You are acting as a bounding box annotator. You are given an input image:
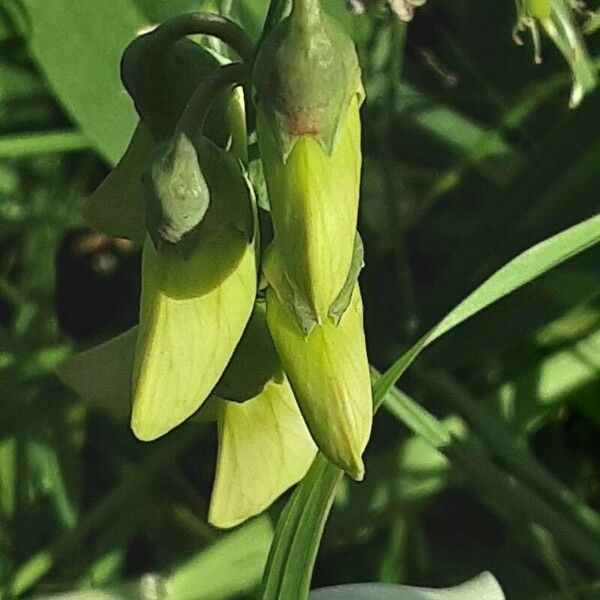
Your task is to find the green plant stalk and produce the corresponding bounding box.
[175,62,248,143]
[149,12,255,63]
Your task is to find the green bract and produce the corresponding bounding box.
[266,284,372,481]
[514,0,598,107]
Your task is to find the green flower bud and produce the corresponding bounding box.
[209,376,317,528]
[266,283,372,480]
[83,69,247,244]
[258,96,362,328]
[131,140,257,441]
[254,0,364,326]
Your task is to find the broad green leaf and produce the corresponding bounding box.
[261,212,600,600]
[20,0,145,164]
[209,378,316,528]
[309,572,505,599]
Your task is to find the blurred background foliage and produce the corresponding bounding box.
[1,0,600,598]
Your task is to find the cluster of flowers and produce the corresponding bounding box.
[62,0,373,529]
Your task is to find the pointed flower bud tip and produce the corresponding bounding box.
[266,284,372,479]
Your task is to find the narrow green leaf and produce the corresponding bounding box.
[374,212,600,407]
[20,0,145,164]
[0,130,90,158]
[261,456,343,600]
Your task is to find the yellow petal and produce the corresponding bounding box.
[83,122,152,243]
[58,326,219,424]
[258,96,361,322]
[131,233,256,441]
[209,377,317,528]
[266,283,372,480]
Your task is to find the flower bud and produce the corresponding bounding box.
[131,140,257,441]
[266,283,372,480]
[254,0,361,158]
[254,0,364,327]
[209,376,317,528]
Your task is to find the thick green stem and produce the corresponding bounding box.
[150,12,255,63]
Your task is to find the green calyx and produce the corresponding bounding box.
[143,134,254,258]
[253,0,362,160]
[144,133,210,247]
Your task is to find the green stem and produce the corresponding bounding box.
[174,62,248,141]
[150,12,255,63]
